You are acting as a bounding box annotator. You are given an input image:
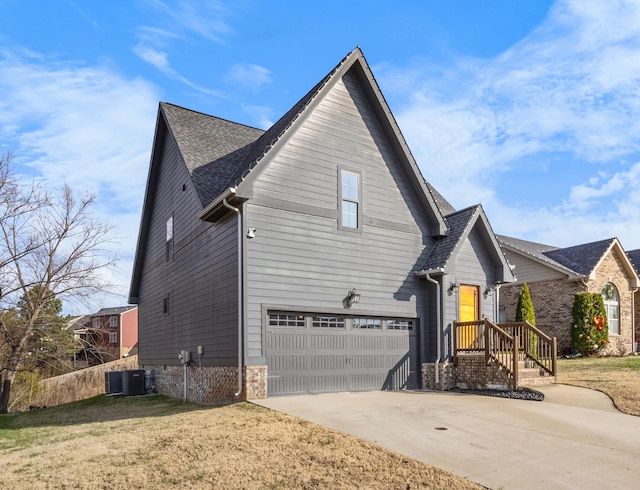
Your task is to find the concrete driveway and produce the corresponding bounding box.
[254,385,640,489]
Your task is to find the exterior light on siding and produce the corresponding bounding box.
[448,282,459,295]
[247,227,256,239]
[347,288,361,307]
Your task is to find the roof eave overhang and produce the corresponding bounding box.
[198,187,247,223]
[415,267,446,278]
[499,242,576,278]
[610,240,640,288]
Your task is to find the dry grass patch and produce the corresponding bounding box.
[557,355,640,416]
[0,395,482,489]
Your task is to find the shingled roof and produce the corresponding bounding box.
[544,239,616,276]
[420,206,478,271]
[426,181,456,217]
[161,103,265,207]
[498,235,631,279]
[417,205,514,284]
[626,249,640,274]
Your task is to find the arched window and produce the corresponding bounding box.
[601,283,619,335]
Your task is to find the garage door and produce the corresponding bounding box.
[267,312,418,396]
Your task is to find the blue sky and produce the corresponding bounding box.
[1,0,640,312]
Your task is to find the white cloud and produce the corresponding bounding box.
[133,44,171,73]
[567,173,625,210]
[382,0,640,249]
[227,63,272,92]
[0,49,160,312]
[147,0,232,43]
[134,0,235,95]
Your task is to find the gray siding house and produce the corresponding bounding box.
[129,48,514,403]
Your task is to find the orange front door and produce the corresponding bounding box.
[459,285,480,349]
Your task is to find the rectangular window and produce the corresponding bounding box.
[340,170,360,229]
[92,317,100,328]
[312,316,345,328]
[387,319,414,331]
[109,316,117,328]
[609,305,620,335]
[163,294,170,316]
[109,332,117,344]
[166,215,174,261]
[353,318,382,330]
[269,313,305,327]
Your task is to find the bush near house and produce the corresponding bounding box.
[571,292,608,356]
[515,283,538,356]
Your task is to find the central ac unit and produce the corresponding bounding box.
[105,371,123,395]
[122,369,146,396]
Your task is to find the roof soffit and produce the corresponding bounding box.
[129,106,169,303]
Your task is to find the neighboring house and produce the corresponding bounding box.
[65,315,91,368]
[129,48,514,404]
[498,236,639,355]
[626,249,640,347]
[74,306,138,365]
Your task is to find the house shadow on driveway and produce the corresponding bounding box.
[254,386,640,490]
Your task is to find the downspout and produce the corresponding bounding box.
[223,199,244,397]
[632,287,638,353]
[495,284,501,322]
[183,363,188,401]
[425,273,442,386]
[415,268,444,387]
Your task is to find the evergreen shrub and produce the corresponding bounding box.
[571,292,608,356]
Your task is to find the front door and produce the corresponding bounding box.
[459,285,480,349]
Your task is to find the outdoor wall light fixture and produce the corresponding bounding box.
[448,282,458,294]
[347,288,361,307]
[246,227,256,239]
[483,287,493,298]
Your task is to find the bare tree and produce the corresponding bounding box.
[0,152,117,413]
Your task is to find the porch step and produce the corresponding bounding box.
[517,365,555,387]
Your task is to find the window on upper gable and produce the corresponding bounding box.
[340,170,360,230]
[601,283,620,335]
[163,293,170,316]
[166,215,174,261]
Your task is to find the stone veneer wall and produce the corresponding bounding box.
[635,290,640,351]
[501,249,635,355]
[422,357,512,391]
[589,250,635,355]
[142,364,267,405]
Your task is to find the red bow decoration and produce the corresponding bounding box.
[593,316,605,331]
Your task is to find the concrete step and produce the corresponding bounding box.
[518,376,555,387]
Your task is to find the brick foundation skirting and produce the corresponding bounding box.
[422,355,513,391]
[142,364,267,405]
[421,362,455,390]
